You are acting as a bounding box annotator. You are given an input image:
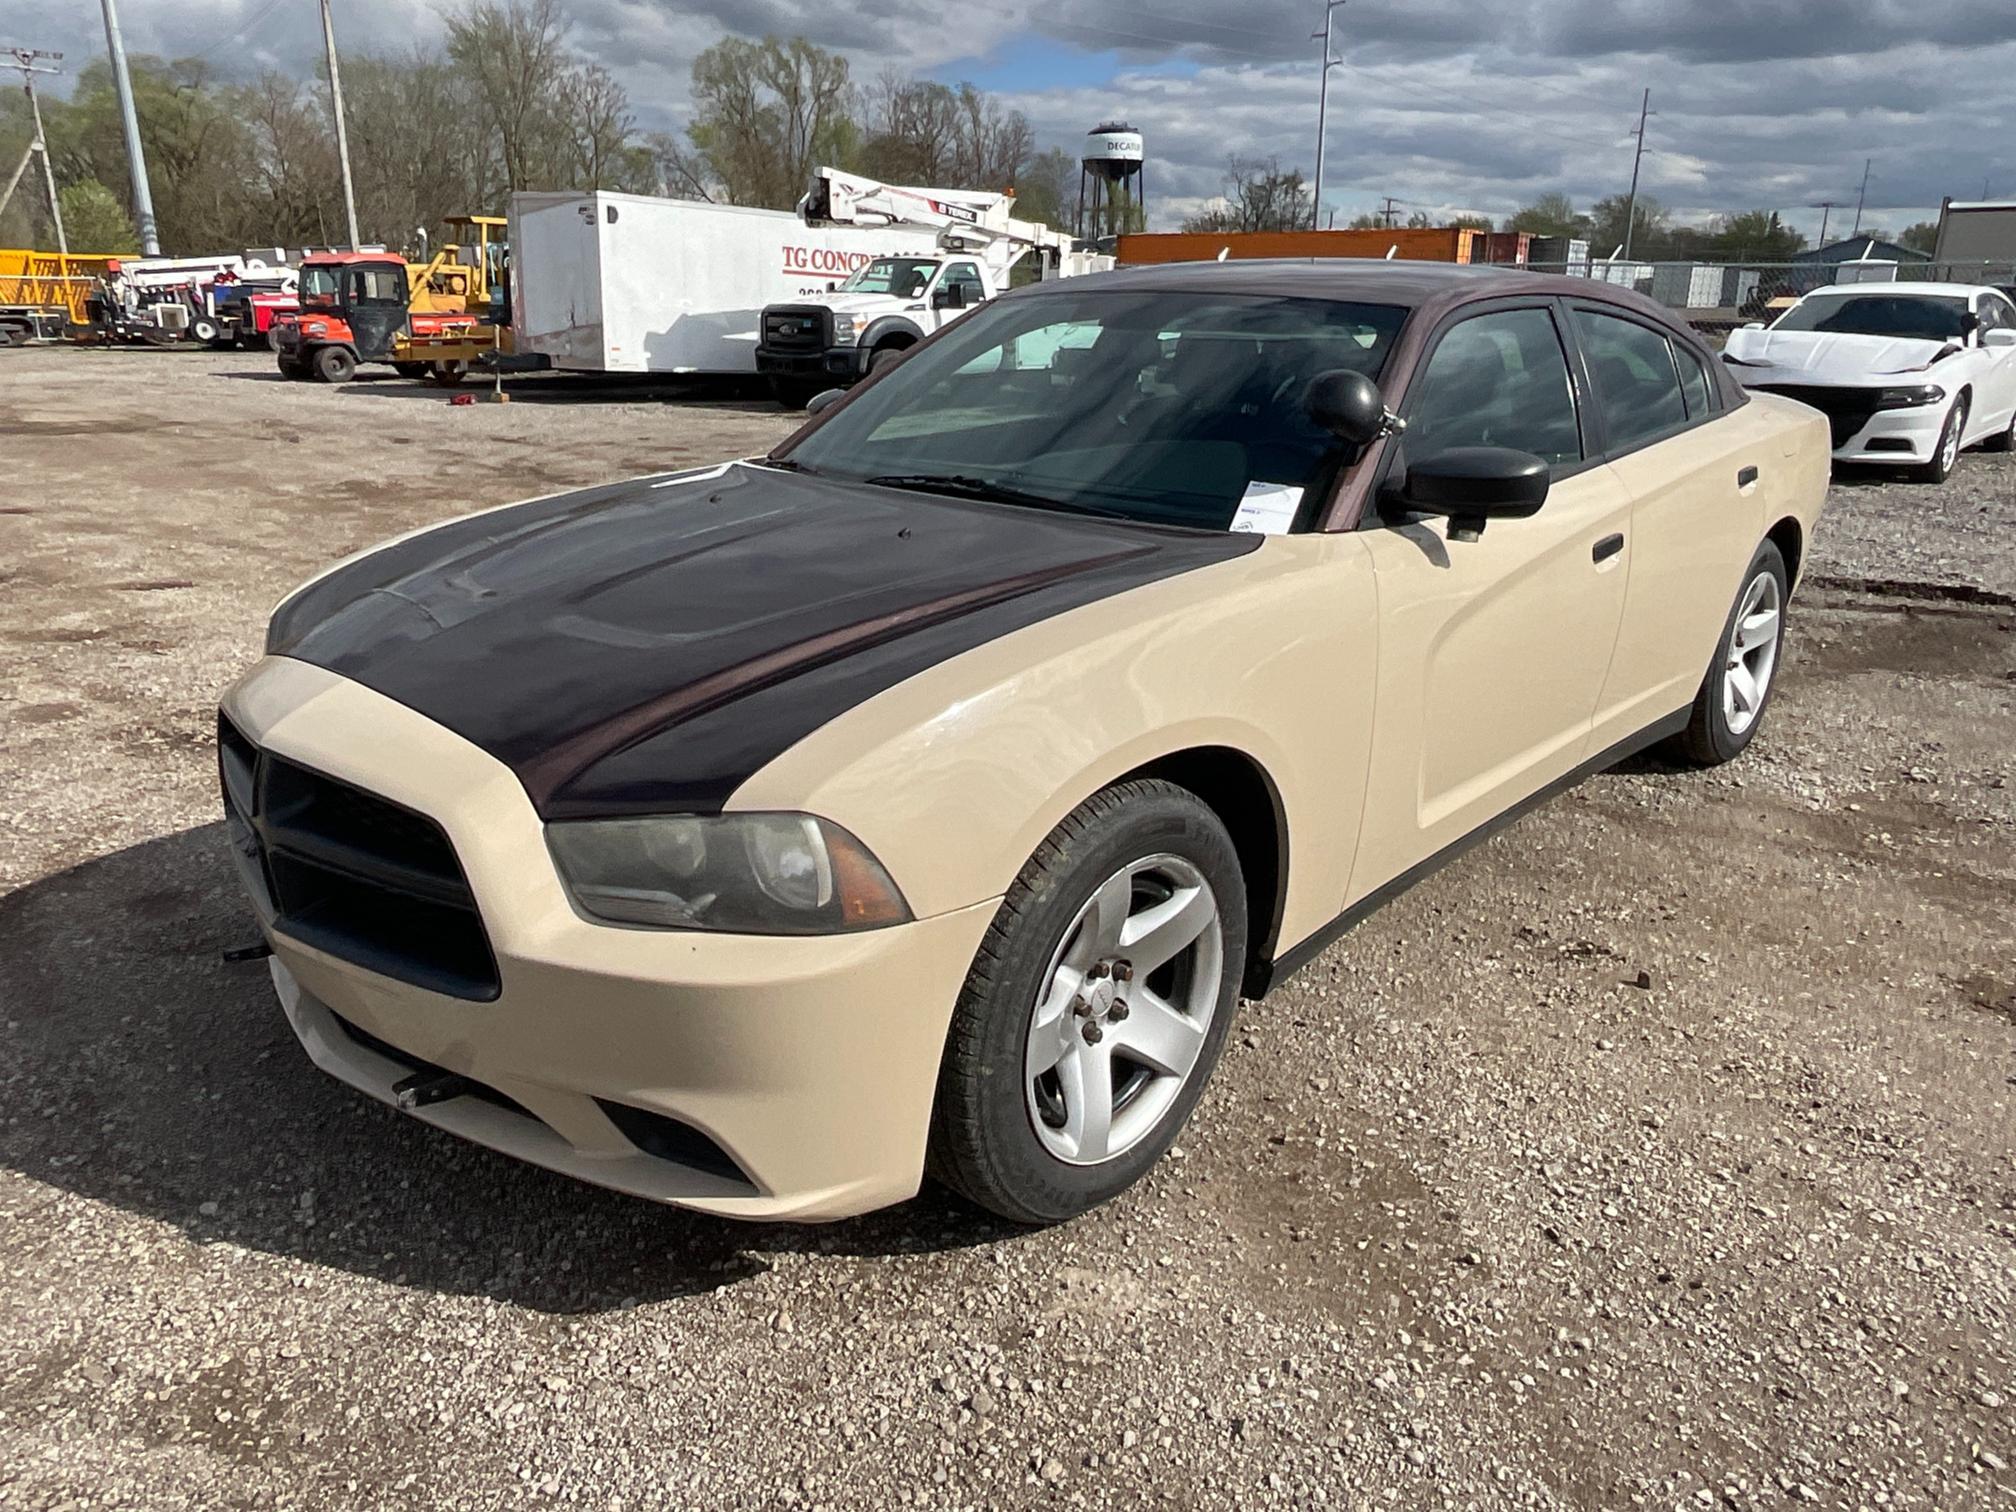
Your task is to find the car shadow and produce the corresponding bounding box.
[0,824,1022,1314]
[208,368,787,414]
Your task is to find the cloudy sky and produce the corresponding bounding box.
[12,0,2015,238]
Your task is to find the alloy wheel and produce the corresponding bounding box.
[1722,569,1782,737]
[1023,854,1223,1166]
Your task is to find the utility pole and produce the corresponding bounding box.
[1380,195,1400,228]
[1811,199,1844,247]
[1851,158,1871,236]
[2,49,65,254]
[1310,0,1346,231]
[1621,87,1652,260]
[318,0,361,249]
[97,0,159,254]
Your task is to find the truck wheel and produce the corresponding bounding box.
[311,345,357,384]
[392,362,430,380]
[868,344,909,374]
[429,361,468,386]
[0,322,29,348]
[189,317,221,345]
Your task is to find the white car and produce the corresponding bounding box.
[1721,282,2016,481]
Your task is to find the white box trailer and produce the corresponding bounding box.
[509,190,944,375]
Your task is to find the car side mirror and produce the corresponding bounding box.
[806,388,846,416]
[1400,446,1550,542]
[932,285,966,310]
[1305,369,1397,446]
[1984,328,2016,349]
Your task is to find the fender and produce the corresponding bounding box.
[859,315,926,353]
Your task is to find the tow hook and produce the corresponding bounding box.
[221,941,273,963]
[393,1068,476,1111]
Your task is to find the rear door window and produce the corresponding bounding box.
[1573,309,1690,452]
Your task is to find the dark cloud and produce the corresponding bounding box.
[6,0,2005,232]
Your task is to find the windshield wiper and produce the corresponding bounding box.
[863,473,1130,520]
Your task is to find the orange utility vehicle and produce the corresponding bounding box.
[272,251,480,383]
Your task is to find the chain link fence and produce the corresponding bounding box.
[1524,257,2016,341]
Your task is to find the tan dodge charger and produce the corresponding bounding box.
[219,262,1829,1224]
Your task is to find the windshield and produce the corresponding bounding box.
[784,290,1409,531]
[300,266,338,305]
[838,257,940,297]
[1773,293,1971,341]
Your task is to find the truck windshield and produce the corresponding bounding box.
[839,258,940,297]
[300,267,339,306]
[783,290,1409,532]
[1773,293,1971,341]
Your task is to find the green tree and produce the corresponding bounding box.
[674,36,858,208]
[56,179,137,252]
[1506,192,1583,237]
[1587,192,1669,257]
[1708,209,1804,261]
[1899,220,1939,254]
[1009,146,1077,232]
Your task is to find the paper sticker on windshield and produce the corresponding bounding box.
[1229,482,1303,536]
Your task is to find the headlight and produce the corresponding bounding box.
[831,313,871,345]
[1875,384,1945,409]
[546,814,911,934]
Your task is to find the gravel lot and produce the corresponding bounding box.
[2,347,2013,1511]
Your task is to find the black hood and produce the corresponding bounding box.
[270,463,1259,817]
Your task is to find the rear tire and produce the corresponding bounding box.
[1668,540,1789,767]
[1913,394,1967,482]
[929,780,1246,1225]
[311,345,357,384]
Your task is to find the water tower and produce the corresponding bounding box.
[1077,122,1145,242]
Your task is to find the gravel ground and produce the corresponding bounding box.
[2,347,2013,1511]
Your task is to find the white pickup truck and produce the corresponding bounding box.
[755,253,1002,405]
[755,168,1107,407]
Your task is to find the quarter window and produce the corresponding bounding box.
[1573,309,1689,452]
[1673,340,1715,418]
[1406,307,1582,467]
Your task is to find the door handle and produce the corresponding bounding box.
[1592,533,1624,564]
[1737,465,1760,487]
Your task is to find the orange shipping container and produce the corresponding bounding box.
[1116,227,1478,265]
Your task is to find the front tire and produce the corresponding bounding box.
[1913,394,1967,482]
[311,345,357,384]
[1670,540,1788,767]
[929,780,1246,1224]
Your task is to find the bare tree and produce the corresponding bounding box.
[445,0,570,191]
[1181,156,1312,234]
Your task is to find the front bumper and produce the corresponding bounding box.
[221,656,996,1221]
[1743,380,1949,463]
[755,344,871,382]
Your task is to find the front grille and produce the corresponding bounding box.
[218,713,499,1000]
[761,305,829,352]
[1751,384,1883,449]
